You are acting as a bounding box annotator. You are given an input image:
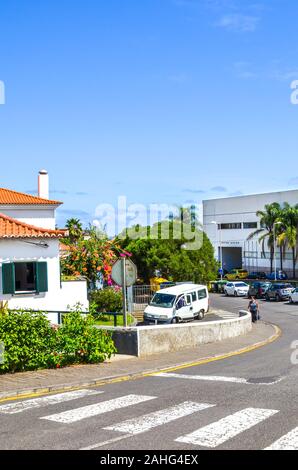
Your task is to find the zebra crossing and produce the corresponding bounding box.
[0,386,297,450]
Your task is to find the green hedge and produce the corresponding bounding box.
[90,288,123,313]
[0,308,116,374]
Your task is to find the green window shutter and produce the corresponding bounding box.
[2,263,15,294]
[36,262,48,293]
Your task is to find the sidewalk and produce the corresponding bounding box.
[0,321,280,401]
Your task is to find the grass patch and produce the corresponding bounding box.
[93,314,135,327]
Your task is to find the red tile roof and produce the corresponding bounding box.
[0,188,62,205]
[0,213,67,239]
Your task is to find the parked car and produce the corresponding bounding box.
[248,281,272,299]
[144,283,209,323]
[289,288,298,304]
[225,269,249,280]
[224,282,250,297]
[265,283,293,302]
[266,271,288,280]
[247,272,267,280]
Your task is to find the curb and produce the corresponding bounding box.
[0,322,281,404]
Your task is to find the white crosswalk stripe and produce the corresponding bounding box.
[104,401,215,435]
[265,427,298,450]
[40,394,156,424]
[0,389,103,414]
[175,408,279,448]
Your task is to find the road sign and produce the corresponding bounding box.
[111,258,137,287]
[111,257,137,327]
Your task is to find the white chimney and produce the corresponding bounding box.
[38,170,49,199]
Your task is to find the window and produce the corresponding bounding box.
[185,294,192,305]
[15,262,36,292]
[2,262,48,295]
[243,222,258,229]
[197,288,207,299]
[150,293,176,308]
[218,223,242,230]
[191,291,197,302]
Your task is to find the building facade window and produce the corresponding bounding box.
[2,261,48,295]
[243,222,258,229]
[218,223,242,230]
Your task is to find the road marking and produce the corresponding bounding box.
[265,427,298,450]
[154,372,281,385]
[41,394,156,424]
[154,372,248,383]
[104,401,215,435]
[80,401,215,450]
[0,389,103,414]
[176,407,279,448]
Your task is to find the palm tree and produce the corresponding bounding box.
[65,218,83,245]
[247,202,282,274]
[277,203,298,279]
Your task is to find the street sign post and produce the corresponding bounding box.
[111,257,137,327]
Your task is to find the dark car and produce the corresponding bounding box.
[266,271,288,280]
[248,281,272,298]
[265,283,293,302]
[248,272,267,280]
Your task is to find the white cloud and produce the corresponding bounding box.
[216,13,260,32]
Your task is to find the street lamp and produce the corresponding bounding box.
[211,221,223,280]
[273,221,282,281]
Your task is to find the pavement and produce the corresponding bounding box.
[0,311,278,401]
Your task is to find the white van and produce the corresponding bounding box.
[143,283,209,324]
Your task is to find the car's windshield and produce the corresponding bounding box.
[235,282,248,287]
[149,293,176,308]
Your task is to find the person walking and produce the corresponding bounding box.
[248,296,260,323]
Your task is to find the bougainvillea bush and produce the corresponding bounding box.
[60,225,131,287]
[0,307,116,374]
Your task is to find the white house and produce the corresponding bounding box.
[203,189,298,276]
[0,170,89,323]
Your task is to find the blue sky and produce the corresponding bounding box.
[0,0,298,228]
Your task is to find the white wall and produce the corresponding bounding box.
[0,206,57,229]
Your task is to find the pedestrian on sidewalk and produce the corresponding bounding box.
[248,296,260,323]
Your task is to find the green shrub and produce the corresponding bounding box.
[90,288,123,313]
[0,307,117,374]
[53,309,117,367]
[0,310,55,373]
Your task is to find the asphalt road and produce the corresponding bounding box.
[1,294,298,450]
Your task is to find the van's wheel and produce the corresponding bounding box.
[171,317,179,324]
[197,310,205,320]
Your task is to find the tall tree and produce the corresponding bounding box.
[65,218,83,245]
[117,220,218,284]
[278,203,298,279]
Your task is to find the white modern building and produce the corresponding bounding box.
[203,189,298,277]
[0,170,88,323]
